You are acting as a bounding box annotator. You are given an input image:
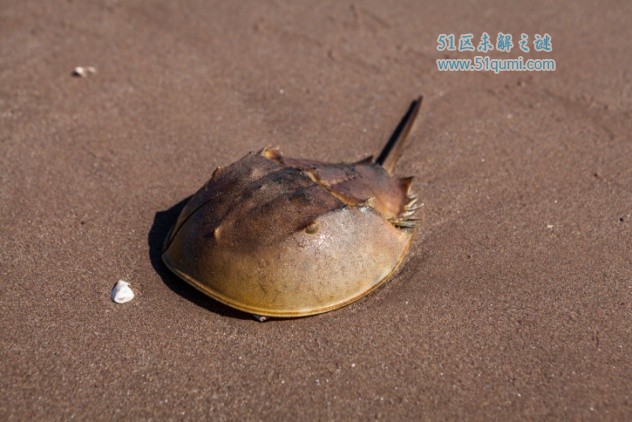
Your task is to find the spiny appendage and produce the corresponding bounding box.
[389,193,421,229]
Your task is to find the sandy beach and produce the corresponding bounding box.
[1,0,631,419]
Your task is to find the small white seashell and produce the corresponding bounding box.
[72,66,97,78]
[112,280,134,304]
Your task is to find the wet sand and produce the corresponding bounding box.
[1,1,631,419]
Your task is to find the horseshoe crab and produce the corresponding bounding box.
[162,97,422,319]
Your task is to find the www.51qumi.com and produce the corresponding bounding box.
[437,56,556,74]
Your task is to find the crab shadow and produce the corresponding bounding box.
[148,196,251,320]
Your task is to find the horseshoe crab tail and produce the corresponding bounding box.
[375,95,423,174]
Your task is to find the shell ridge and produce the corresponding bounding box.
[218,167,316,228]
[162,187,217,252]
[167,165,304,251]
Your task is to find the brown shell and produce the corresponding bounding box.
[161,147,419,318]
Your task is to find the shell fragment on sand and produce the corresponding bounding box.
[72,66,97,78]
[111,280,134,304]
